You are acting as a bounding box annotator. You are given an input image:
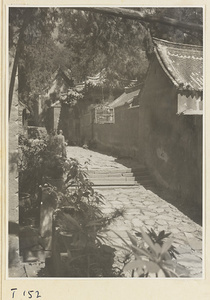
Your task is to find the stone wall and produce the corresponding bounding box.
[80,111,93,144]
[139,56,202,205]
[93,105,140,158]
[80,105,140,158]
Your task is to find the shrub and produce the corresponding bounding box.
[51,158,124,277]
[113,228,189,277]
[18,134,47,195]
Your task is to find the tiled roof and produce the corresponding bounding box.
[50,67,72,83]
[86,69,106,86]
[61,67,72,81]
[153,38,203,94]
[109,88,140,108]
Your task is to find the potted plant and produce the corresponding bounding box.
[53,198,123,277]
[18,134,48,261]
[41,133,69,190]
[42,154,65,190]
[50,158,124,277]
[18,134,46,226]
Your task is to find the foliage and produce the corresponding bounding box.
[18,134,49,226]
[135,228,179,259]
[18,38,67,102]
[18,132,190,277]
[43,154,65,180]
[18,134,47,195]
[18,131,68,195]
[9,7,67,105]
[57,7,202,86]
[9,7,59,49]
[149,7,203,45]
[18,132,126,276]
[49,157,125,277]
[114,228,189,277]
[58,9,149,85]
[18,132,64,225]
[10,7,202,116]
[60,88,84,106]
[42,149,65,180]
[57,239,117,277]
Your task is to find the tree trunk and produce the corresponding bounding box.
[9,9,35,119]
[76,7,203,33]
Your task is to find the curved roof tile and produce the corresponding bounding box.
[109,89,140,108]
[153,38,203,93]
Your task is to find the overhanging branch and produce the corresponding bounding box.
[75,7,203,33]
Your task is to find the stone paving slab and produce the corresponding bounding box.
[67,146,203,278]
[66,147,127,170]
[97,187,202,278]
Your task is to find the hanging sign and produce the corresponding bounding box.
[95,105,115,124]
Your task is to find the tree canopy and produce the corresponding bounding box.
[57,8,149,84]
[9,7,203,115]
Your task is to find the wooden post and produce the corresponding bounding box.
[39,187,57,253]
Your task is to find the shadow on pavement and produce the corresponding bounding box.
[115,156,202,226]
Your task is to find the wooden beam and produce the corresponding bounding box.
[75,7,203,33]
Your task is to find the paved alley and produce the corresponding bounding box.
[67,146,203,278]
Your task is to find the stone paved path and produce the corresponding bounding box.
[67,146,131,170]
[67,146,203,278]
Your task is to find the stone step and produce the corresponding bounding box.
[87,169,151,175]
[83,163,154,187]
[94,185,140,190]
[85,165,154,187]
[86,168,149,175]
[89,177,152,184]
[87,172,134,178]
[92,182,138,186]
[86,168,133,174]
[90,178,137,184]
[70,179,138,186]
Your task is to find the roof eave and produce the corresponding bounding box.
[154,47,203,98]
[153,37,203,51]
[154,47,179,88]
